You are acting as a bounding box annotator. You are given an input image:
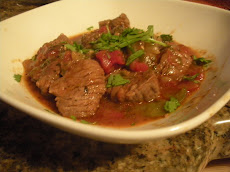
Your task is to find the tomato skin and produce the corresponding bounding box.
[110,50,125,65]
[129,60,149,72]
[95,50,114,74]
[95,50,125,74]
[99,26,109,33]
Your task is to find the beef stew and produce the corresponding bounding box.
[23,14,211,127]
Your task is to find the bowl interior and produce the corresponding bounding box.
[0,0,230,143]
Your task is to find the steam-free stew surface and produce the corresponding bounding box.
[23,14,210,128]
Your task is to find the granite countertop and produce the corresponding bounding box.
[0,0,230,172]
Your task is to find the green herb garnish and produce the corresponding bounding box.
[106,25,110,34]
[131,122,136,126]
[64,42,90,54]
[193,56,212,66]
[70,115,77,121]
[126,50,145,66]
[164,97,180,113]
[183,74,199,81]
[31,55,37,61]
[160,34,173,42]
[14,74,22,82]
[64,44,76,52]
[91,25,168,51]
[80,120,96,125]
[80,120,90,124]
[106,74,130,88]
[87,26,94,31]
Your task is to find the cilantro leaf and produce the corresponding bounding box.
[131,122,136,126]
[87,26,94,31]
[70,115,77,121]
[126,50,145,66]
[64,44,76,52]
[31,55,37,61]
[14,74,22,82]
[80,120,90,124]
[80,120,96,125]
[64,43,90,54]
[91,25,168,51]
[193,56,212,66]
[183,74,199,81]
[160,34,173,42]
[106,74,130,88]
[164,97,180,113]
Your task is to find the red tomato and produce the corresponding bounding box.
[110,50,125,65]
[95,50,125,74]
[95,50,114,74]
[99,26,109,33]
[129,60,149,72]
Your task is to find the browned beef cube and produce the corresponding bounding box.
[156,43,193,84]
[99,13,130,35]
[23,34,72,94]
[108,70,160,103]
[81,13,130,48]
[49,59,106,118]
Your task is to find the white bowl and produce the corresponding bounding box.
[0,0,230,143]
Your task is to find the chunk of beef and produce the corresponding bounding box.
[23,34,72,94]
[35,34,72,63]
[156,43,194,85]
[81,30,102,49]
[81,13,130,48]
[99,13,130,35]
[108,70,160,103]
[49,59,106,118]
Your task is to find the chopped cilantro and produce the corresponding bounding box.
[70,115,77,121]
[64,42,90,54]
[106,25,110,34]
[193,55,212,66]
[122,28,144,37]
[131,122,136,126]
[87,26,94,31]
[126,50,145,66]
[164,97,180,113]
[91,25,168,51]
[106,74,130,88]
[128,45,135,53]
[79,120,96,125]
[160,34,173,42]
[80,120,90,124]
[31,55,37,61]
[183,74,199,81]
[64,44,76,52]
[14,74,22,82]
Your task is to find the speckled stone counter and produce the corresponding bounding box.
[0,0,230,172]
